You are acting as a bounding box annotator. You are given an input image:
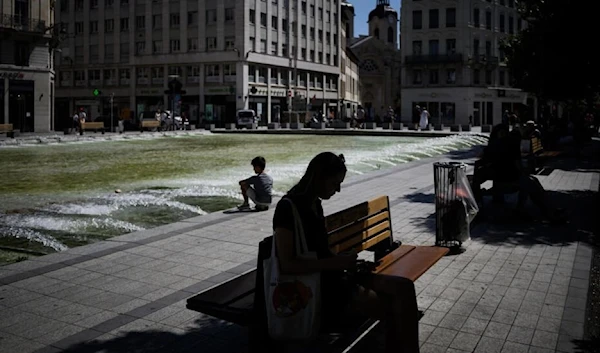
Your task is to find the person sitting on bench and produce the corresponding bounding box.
[238,156,273,211]
[481,124,566,223]
[273,152,420,353]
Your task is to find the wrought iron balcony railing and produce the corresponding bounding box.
[0,14,46,33]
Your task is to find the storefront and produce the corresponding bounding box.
[135,93,165,122]
[181,95,201,125]
[204,86,236,126]
[0,80,4,124]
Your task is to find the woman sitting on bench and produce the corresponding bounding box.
[273,152,420,353]
[480,124,566,223]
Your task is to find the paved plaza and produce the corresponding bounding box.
[0,139,598,353]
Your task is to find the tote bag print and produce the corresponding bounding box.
[264,199,321,341]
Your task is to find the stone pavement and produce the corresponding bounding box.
[0,140,598,353]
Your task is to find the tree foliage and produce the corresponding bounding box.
[501,0,600,104]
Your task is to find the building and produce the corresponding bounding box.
[349,0,401,120]
[1,0,55,132]
[54,0,343,128]
[339,0,360,119]
[400,0,534,126]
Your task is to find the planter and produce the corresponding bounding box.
[382,123,392,130]
[290,123,304,130]
[225,123,236,130]
[434,124,444,131]
[281,122,290,129]
[205,124,216,131]
[365,122,377,129]
[450,125,462,132]
[268,123,280,129]
[310,122,326,129]
[461,124,472,132]
[392,123,403,130]
[332,121,350,129]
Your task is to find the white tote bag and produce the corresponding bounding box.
[263,198,321,341]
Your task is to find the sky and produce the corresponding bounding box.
[351,0,402,37]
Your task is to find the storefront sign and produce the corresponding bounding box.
[0,72,25,79]
[205,86,235,95]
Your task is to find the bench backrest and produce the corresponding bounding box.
[325,195,392,254]
[0,124,13,132]
[142,120,160,127]
[531,137,543,154]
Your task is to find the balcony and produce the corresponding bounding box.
[468,54,500,67]
[0,14,46,33]
[405,54,464,65]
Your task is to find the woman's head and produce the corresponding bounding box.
[289,152,347,200]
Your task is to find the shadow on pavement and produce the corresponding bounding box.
[58,316,247,353]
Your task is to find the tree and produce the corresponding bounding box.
[501,1,600,107]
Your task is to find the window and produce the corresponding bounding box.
[90,0,98,8]
[446,39,456,54]
[517,19,522,32]
[473,39,480,55]
[485,70,492,85]
[412,11,422,29]
[499,70,505,85]
[310,50,315,61]
[429,70,439,84]
[103,69,114,81]
[205,65,220,79]
[270,68,278,84]
[136,16,145,30]
[249,37,255,51]
[89,45,99,62]
[326,10,330,22]
[412,40,422,55]
[387,27,393,43]
[120,43,129,61]
[14,41,29,66]
[508,0,514,8]
[224,64,236,77]
[282,43,288,56]
[188,38,198,51]
[258,67,267,83]
[170,40,180,53]
[301,48,306,60]
[120,18,129,31]
[170,14,180,28]
[168,66,181,77]
[135,41,145,55]
[318,29,323,42]
[120,0,128,5]
[188,11,198,25]
[326,31,330,44]
[412,70,422,84]
[272,16,278,29]
[206,9,217,24]
[473,69,480,84]
[89,70,101,81]
[104,44,114,60]
[75,0,83,11]
[249,65,256,82]
[282,19,288,32]
[270,42,278,55]
[499,14,505,32]
[250,9,255,25]
[90,21,98,34]
[508,16,514,34]
[310,27,315,40]
[486,10,492,30]
[260,12,267,26]
[302,25,306,37]
[105,0,114,8]
[225,37,235,50]
[74,70,85,82]
[152,15,162,29]
[260,39,267,53]
[105,19,114,32]
[318,52,323,63]
[485,41,492,56]
[119,68,130,80]
[75,22,83,34]
[187,66,200,78]
[473,8,480,27]
[152,40,162,53]
[429,9,439,29]
[136,68,148,81]
[310,4,315,17]
[428,40,439,55]
[151,67,163,82]
[498,41,505,61]
[446,69,456,84]
[206,37,217,50]
[318,7,323,20]
[301,1,306,14]
[225,8,235,22]
[446,8,456,27]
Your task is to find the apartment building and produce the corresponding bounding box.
[1,0,55,132]
[54,0,343,127]
[400,0,534,125]
[339,0,359,119]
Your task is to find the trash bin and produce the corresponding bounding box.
[433,162,479,247]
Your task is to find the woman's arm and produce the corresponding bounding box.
[274,227,356,274]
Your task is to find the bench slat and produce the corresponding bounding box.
[331,223,391,254]
[325,196,389,232]
[328,211,390,246]
[187,271,256,307]
[377,246,449,282]
[374,245,416,273]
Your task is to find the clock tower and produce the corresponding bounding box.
[368,0,398,48]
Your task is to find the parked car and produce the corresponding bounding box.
[236,109,258,129]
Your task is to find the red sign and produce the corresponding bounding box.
[0,72,24,79]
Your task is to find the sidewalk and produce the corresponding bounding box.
[0,141,597,353]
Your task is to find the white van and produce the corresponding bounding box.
[236,109,258,129]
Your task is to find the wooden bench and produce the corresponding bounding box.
[0,124,15,138]
[80,122,105,135]
[527,136,564,172]
[186,196,449,352]
[140,120,161,132]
